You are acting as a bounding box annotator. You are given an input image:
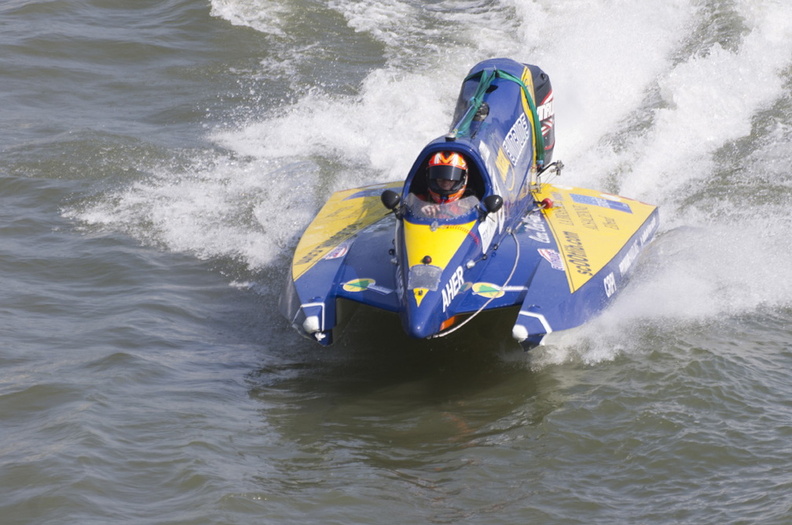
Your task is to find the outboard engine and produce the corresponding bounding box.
[452,59,555,165]
[531,66,555,164]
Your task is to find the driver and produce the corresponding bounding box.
[414,152,473,217]
[426,152,469,203]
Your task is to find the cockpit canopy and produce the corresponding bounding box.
[403,194,480,222]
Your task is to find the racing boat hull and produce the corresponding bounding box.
[280,180,657,348]
[279,58,658,349]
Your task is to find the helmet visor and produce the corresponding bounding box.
[429,164,466,182]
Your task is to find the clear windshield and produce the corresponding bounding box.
[404,194,480,221]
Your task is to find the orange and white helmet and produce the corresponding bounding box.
[427,152,468,203]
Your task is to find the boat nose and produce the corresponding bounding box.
[405,319,437,339]
[401,299,441,339]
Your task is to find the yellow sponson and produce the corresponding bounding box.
[292,182,401,281]
[534,183,657,293]
[404,219,475,306]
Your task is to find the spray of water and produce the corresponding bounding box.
[69,0,792,361]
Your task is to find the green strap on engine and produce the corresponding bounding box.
[450,69,495,138]
[450,68,545,166]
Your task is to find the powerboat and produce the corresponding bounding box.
[280,58,658,348]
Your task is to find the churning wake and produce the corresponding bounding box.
[67,0,792,359]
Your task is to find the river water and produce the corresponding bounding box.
[2,0,791,523]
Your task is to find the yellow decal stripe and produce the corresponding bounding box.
[520,67,539,165]
[292,182,400,281]
[535,184,657,292]
[404,220,475,304]
[404,221,474,268]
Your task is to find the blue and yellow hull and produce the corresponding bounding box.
[279,58,658,348]
[279,180,657,348]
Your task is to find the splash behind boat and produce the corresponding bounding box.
[279,58,658,349]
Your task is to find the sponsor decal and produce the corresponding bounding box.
[367,283,392,295]
[529,231,551,244]
[538,92,555,137]
[441,266,466,312]
[502,113,530,166]
[523,213,551,244]
[618,242,641,277]
[538,249,565,271]
[296,222,363,266]
[478,141,491,163]
[604,272,617,298]
[323,243,349,260]
[602,216,620,230]
[343,278,375,292]
[292,184,398,280]
[571,193,632,214]
[536,185,658,294]
[495,148,515,190]
[552,205,575,227]
[472,282,506,299]
[562,230,593,276]
[538,96,554,121]
[342,278,392,295]
[572,204,599,230]
[479,207,504,252]
[640,216,658,245]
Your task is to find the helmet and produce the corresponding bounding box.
[427,152,468,203]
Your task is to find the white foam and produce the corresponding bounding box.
[508,0,698,177]
[70,0,792,359]
[518,0,792,365]
[68,154,318,269]
[619,3,792,211]
[209,0,291,36]
[211,68,452,185]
